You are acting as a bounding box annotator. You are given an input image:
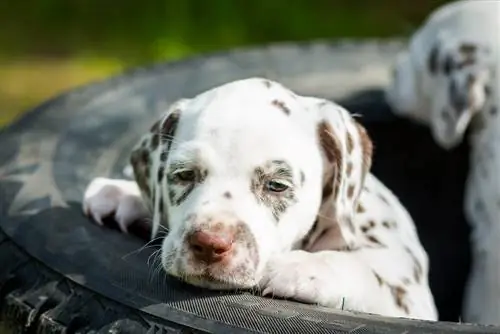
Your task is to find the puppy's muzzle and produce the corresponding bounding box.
[188,230,234,264]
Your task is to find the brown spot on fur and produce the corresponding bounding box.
[382,221,393,229]
[428,44,439,75]
[322,173,335,199]
[347,184,355,199]
[318,121,341,163]
[271,99,291,115]
[318,121,343,209]
[389,285,410,314]
[223,191,232,199]
[354,121,373,181]
[361,220,376,233]
[346,162,353,176]
[346,133,354,154]
[367,235,384,247]
[404,246,423,283]
[356,203,365,213]
[263,80,272,88]
[300,171,305,186]
[373,271,384,286]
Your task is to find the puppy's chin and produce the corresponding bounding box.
[161,248,262,290]
[176,274,258,290]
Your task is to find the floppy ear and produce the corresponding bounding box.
[130,98,188,238]
[423,41,491,149]
[303,100,373,251]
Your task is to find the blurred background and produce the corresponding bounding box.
[0,0,452,127]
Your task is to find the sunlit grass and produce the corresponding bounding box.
[0,57,125,126]
[0,0,453,128]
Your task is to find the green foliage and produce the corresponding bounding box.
[0,0,452,65]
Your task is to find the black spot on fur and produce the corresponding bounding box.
[443,56,454,75]
[150,134,160,150]
[161,111,180,149]
[157,166,165,183]
[490,106,497,116]
[160,151,168,162]
[459,43,477,55]
[174,184,195,206]
[428,44,440,75]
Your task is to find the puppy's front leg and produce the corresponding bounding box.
[259,250,402,317]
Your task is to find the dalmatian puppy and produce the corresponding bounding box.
[385,0,500,325]
[83,77,437,320]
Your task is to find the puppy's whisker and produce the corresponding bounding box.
[122,239,162,261]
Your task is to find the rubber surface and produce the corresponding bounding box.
[0,39,498,333]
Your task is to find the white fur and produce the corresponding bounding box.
[385,0,500,325]
[83,78,437,320]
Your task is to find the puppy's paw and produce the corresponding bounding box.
[259,250,340,306]
[259,250,377,313]
[83,177,149,233]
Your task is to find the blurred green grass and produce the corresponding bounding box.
[0,0,452,127]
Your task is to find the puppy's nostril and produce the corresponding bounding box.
[213,247,227,255]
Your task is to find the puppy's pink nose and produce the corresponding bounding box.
[188,231,233,263]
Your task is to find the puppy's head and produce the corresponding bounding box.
[150,78,369,289]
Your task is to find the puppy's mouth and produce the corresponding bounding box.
[162,246,260,290]
[177,272,257,290]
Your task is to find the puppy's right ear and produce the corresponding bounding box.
[130,98,189,239]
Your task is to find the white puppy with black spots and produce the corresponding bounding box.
[84,77,437,320]
[385,0,500,325]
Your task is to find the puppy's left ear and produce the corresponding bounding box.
[130,98,189,239]
[303,100,372,251]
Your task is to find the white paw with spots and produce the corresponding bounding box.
[83,177,149,233]
[259,250,400,316]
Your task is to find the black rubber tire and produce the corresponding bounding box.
[0,39,498,333]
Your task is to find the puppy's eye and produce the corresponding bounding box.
[174,169,197,182]
[265,180,290,193]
